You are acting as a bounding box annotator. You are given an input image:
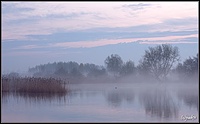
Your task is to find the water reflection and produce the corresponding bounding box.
[2,92,11,104]
[139,89,179,119]
[177,89,198,110]
[106,90,134,107]
[2,83,199,122]
[2,92,67,104]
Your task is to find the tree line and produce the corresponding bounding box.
[6,44,198,83]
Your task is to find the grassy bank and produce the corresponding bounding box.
[2,77,67,93]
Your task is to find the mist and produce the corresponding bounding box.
[2,44,198,122]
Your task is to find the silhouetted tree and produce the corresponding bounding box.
[87,67,106,78]
[79,63,84,73]
[176,54,198,81]
[105,54,123,77]
[120,60,136,76]
[138,44,180,81]
[7,72,20,78]
[70,68,82,77]
[54,67,68,76]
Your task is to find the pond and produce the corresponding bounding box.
[2,82,198,122]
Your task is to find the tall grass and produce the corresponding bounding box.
[2,77,67,93]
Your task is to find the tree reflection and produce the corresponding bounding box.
[2,92,11,104]
[177,89,198,110]
[139,89,178,119]
[106,90,134,107]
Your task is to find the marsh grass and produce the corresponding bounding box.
[2,77,67,93]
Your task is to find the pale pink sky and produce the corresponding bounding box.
[2,2,198,72]
[2,2,198,41]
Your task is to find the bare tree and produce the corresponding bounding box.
[138,44,180,81]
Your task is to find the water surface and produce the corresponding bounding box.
[2,82,198,122]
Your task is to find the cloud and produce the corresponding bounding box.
[2,2,198,41]
[2,3,34,14]
[52,38,136,48]
[164,17,197,26]
[139,41,197,44]
[122,3,153,11]
[12,45,43,50]
[3,22,197,43]
[7,33,197,50]
[50,34,198,48]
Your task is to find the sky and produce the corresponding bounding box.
[2,1,198,73]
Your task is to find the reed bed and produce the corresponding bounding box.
[2,77,67,93]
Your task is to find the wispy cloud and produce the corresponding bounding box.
[52,38,137,48]
[2,2,198,41]
[139,41,197,44]
[50,34,198,48]
[122,3,153,11]
[2,2,198,73]
[9,33,197,50]
[12,45,43,50]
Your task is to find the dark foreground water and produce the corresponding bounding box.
[2,82,199,122]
